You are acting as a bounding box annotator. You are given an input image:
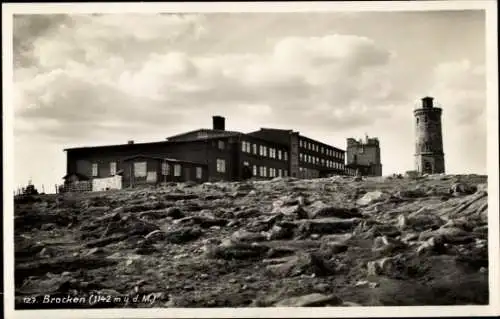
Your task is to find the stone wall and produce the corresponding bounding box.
[92,176,122,192]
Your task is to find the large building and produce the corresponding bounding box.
[414,96,445,175]
[63,116,347,188]
[345,135,382,176]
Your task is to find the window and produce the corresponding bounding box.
[196,167,202,179]
[253,165,257,176]
[321,147,324,154]
[263,146,267,157]
[216,159,226,173]
[321,159,325,166]
[242,141,251,153]
[252,144,257,154]
[218,140,225,150]
[92,163,99,177]
[284,152,288,161]
[416,118,419,125]
[360,147,364,154]
[174,164,182,176]
[284,170,288,177]
[269,168,275,177]
[270,148,276,158]
[260,166,267,177]
[161,162,170,175]
[300,153,303,161]
[110,162,117,175]
[278,169,282,177]
[243,161,249,166]
[134,162,147,178]
[299,140,303,147]
[278,150,282,160]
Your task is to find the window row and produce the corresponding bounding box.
[242,141,288,161]
[299,139,344,159]
[299,153,344,169]
[91,162,203,179]
[251,164,288,178]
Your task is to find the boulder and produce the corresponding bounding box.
[356,191,386,206]
[230,230,267,243]
[294,218,361,236]
[266,252,336,278]
[308,206,362,219]
[450,183,477,196]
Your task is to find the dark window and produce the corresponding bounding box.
[218,140,225,150]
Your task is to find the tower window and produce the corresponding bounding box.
[416,118,419,124]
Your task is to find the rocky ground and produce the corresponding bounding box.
[14,174,489,309]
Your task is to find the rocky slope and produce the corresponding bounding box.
[14,174,489,308]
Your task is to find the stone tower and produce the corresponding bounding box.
[414,96,445,175]
[346,135,382,176]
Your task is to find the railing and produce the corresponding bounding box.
[58,181,92,193]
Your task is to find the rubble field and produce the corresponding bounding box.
[14,174,489,308]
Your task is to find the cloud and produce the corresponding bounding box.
[14,14,405,144]
[429,59,486,126]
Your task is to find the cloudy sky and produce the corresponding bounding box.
[11,8,488,191]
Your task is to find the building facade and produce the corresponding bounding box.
[64,116,354,188]
[345,135,382,176]
[414,96,445,175]
[247,128,346,178]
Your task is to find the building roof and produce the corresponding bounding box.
[63,134,237,152]
[166,128,242,141]
[122,155,208,166]
[64,125,344,153]
[248,128,345,152]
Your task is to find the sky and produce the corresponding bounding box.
[10,9,488,192]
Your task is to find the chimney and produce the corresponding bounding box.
[212,116,225,131]
[422,96,434,108]
[127,140,134,144]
